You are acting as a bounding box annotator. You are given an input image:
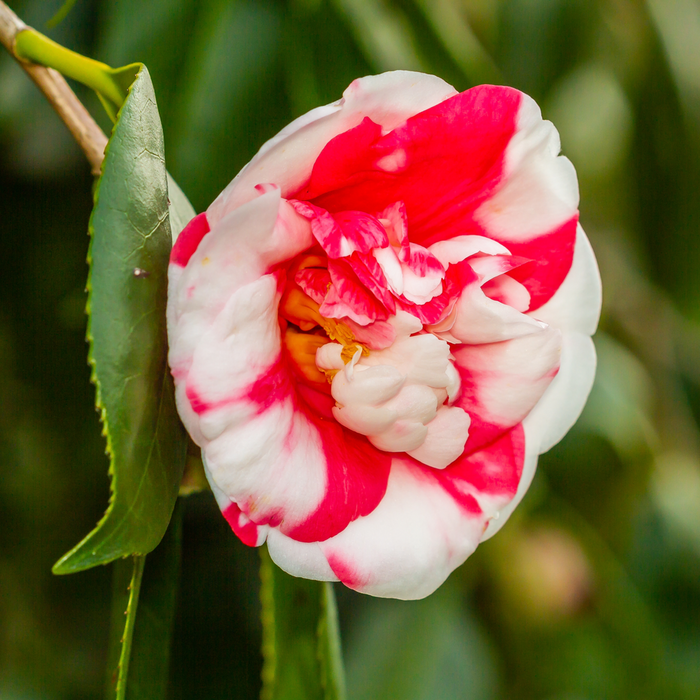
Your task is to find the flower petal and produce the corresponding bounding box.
[481,331,597,541]
[523,330,597,455]
[298,86,522,243]
[434,280,544,344]
[320,459,487,599]
[530,224,602,335]
[452,325,562,452]
[474,93,579,244]
[168,189,313,382]
[208,71,458,222]
[406,405,471,469]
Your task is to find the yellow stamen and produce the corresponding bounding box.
[282,328,329,384]
[340,342,369,364]
[280,287,324,331]
[320,368,339,383]
[279,256,371,384]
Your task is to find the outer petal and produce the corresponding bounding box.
[278,425,525,600]
[168,188,313,378]
[266,530,339,582]
[298,86,522,236]
[207,71,458,223]
[473,93,580,310]
[479,226,600,539]
[530,224,602,335]
[452,325,562,452]
[523,331,597,455]
[299,85,578,311]
[481,331,597,540]
[320,459,487,599]
[474,93,579,244]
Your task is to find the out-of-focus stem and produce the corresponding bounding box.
[0,1,107,174]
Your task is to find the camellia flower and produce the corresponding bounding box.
[167,71,601,600]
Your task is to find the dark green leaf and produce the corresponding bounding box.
[52,66,188,575]
[260,547,347,700]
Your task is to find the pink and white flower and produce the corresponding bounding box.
[167,71,601,600]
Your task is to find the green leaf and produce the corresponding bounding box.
[105,500,184,700]
[53,65,188,575]
[260,547,347,700]
[345,582,499,700]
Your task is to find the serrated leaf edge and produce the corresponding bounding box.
[52,65,152,575]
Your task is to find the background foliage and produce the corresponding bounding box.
[2,0,700,698]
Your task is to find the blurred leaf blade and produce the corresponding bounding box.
[110,499,184,700]
[260,547,346,700]
[345,581,499,700]
[46,0,79,29]
[53,65,188,575]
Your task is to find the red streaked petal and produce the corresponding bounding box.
[439,423,525,499]
[170,211,210,267]
[323,257,391,324]
[223,501,263,547]
[506,215,578,311]
[452,326,561,453]
[296,86,522,249]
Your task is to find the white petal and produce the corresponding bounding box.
[332,402,398,435]
[400,263,443,303]
[439,283,544,344]
[185,275,281,416]
[362,333,453,388]
[266,531,339,582]
[474,94,579,243]
[453,325,562,429]
[481,449,539,540]
[373,246,404,295]
[331,364,405,407]
[369,420,429,453]
[530,224,602,335]
[481,330,597,540]
[407,406,471,469]
[168,189,312,375]
[428,235,511,266]
[522,330,598,454]
[205,399,328,532]
[321,459,486,599]
[482,274,531,312]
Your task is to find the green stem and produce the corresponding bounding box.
[15,28,124,107]
[116,555,146,700]
[13,28,140,121]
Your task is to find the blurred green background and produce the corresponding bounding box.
[2,0,700,698]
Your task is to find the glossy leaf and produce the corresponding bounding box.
[260,547,346,700]
[53,66,188,575]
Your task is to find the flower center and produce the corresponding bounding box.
[278,254,368,386]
